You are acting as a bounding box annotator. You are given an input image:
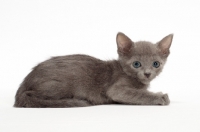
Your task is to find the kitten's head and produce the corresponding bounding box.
[116,32,173,84]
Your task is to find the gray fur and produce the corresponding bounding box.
[14,32,173,108]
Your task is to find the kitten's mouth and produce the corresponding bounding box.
[139,78,151,85]
[141,80,150,85]
[140,79,150,84]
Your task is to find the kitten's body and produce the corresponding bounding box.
[14,32,173,107]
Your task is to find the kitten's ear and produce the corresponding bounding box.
[116,32,133,55]
[157,34,173,56]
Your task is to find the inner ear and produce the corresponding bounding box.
[116,32,133,54]
[157,34,173,56]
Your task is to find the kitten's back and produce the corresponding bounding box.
[14,54,118,107]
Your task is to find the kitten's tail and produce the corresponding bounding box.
[14,84,27,107]
[14,88,91,108]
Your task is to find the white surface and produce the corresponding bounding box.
[1,103,200,132]
[1,0,200,132]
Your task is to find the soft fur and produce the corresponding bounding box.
[14,32,173,108]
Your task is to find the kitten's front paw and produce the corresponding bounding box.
[162,94,170,105]
[154,93,170,105]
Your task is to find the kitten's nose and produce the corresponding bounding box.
[144,73,151,78]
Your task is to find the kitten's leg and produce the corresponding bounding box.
[107,86,170,105]
[15,91,92,108]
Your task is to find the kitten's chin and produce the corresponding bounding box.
[141,80,150,85]
[138,78,151,85]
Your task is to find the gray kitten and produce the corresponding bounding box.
[14,32,173,108]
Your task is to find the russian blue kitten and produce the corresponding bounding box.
[14,32,173,108]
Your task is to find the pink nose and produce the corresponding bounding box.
[144,73,151,78]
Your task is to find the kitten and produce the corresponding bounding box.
[14,32,173,108]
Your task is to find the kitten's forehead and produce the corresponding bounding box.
[132,41,158,55]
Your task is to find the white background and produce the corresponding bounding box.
[0,0,200,132]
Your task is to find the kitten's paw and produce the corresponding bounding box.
[154,93,170,105]
[162,94,170,105]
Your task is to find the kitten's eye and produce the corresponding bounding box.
[133,61,141,68]
[153,61,160,68]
